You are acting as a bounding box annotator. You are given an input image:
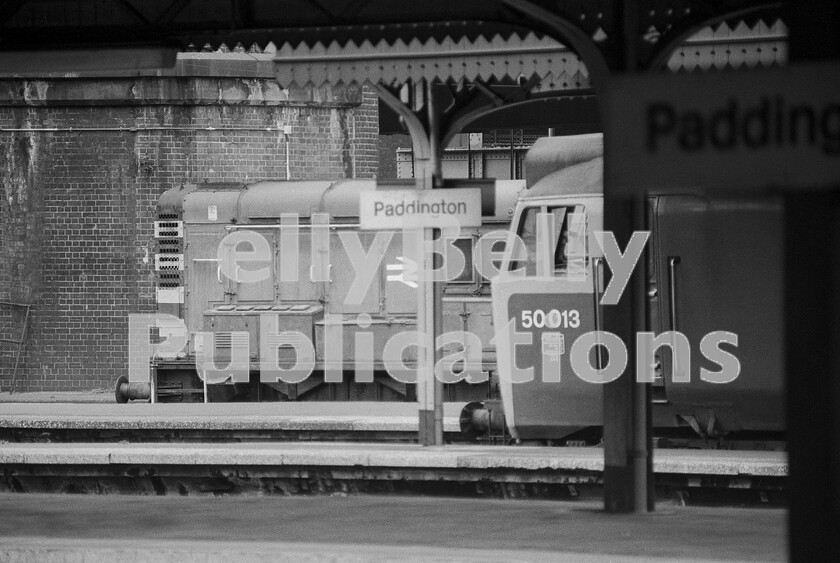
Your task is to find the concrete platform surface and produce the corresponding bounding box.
[0,494,786,562]
[0,390,112,403]
[0,401,464,432]
[0,441,787,476]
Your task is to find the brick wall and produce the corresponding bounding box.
[352,86,381,179]
[378,134,412,180]
[0,72,379,392]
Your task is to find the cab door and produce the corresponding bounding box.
[651,194,784,432]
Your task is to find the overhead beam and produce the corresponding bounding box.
[0,0,27,26]
[305,0,340,25]
[337,0,373,22]
[118,0,154,28]
[155,0,192,25]
[378,86,599,136]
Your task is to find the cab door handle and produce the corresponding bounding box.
[667,256,686,381]
[667,256,681,331]
[592,257,604,329]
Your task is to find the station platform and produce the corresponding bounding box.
[0,399,788,503]
[0,440,787,502]
[0,441,787,476]
[0,391,112,403]
[0,401,465,442]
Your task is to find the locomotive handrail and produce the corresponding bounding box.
[224,223,362,230]
[668,256,682,382]
[668,257,681,332]
[592,257,604,370]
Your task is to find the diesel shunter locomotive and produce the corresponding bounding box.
[118,178,524,403]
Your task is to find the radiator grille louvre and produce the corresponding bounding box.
[155,210,184,301]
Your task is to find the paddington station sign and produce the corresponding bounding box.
[604,61,840,193]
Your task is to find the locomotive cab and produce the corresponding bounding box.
[492,135,605,440]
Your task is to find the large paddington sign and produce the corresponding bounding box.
[604,61,840,193]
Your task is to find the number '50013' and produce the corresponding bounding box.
[520,309,580,329]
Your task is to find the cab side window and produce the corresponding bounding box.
[512,206,539,275]
[550,205,588,275]
[511,204,588,276]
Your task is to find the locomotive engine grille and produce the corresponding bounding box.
[154,213,184,304]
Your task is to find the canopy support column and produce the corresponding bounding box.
[602,0,652,514]
[426,81,445,446]
[375,81,444,445]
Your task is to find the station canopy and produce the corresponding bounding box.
[0,1,782,76]
[274,32,588,92]
[0,1,784,135]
